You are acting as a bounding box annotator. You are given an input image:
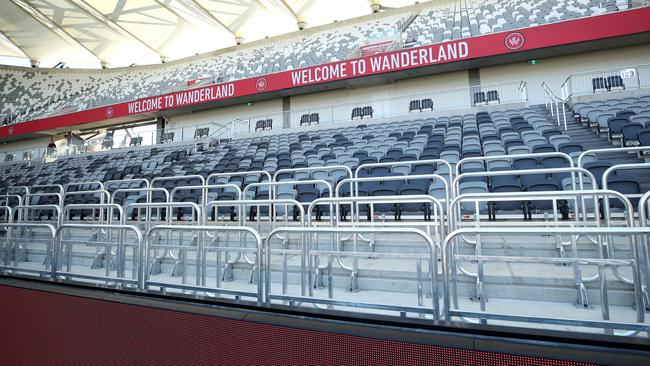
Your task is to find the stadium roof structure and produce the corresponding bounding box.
[0,0,416,69]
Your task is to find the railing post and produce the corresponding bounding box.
[562,102,567,131]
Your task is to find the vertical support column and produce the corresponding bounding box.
[156,116,166,144]
[282,96,291,129]
[468,69,480,107]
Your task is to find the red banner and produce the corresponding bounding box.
[2,7,650,139]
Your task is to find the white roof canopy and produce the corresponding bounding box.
[0,0,419,68]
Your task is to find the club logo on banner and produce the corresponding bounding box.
[105,106,114,118]
[255,77,268,91]
[504,32,525,50]
[7,126,13,135]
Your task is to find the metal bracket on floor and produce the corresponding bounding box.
[249,265,258,284]
[349,269,359,292]
[578,282,589,308]
[222,262,234,282]
[367,236,376,258]
[171,260,183,277]
[109,250,118,272]
[642,285,650,312]
[91,250,106,269]
[313,267,324,289]
[558,244,566,261]
[14,244,26,264]
[470,277,485,303]
[149,257,163,275]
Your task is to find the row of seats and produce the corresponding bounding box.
[299,113,320,126]
[408,98,434,112]
[592,75,625,93]
[572,95,650,147]
[351,106,374,120]
[255,119,273,131]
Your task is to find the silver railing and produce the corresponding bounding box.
[442,226,649,335]
[54,223,143,286]
[638,192,650,310]
[542,82,568,131]
[265,226,440,319]
[561,63,650,100]
[0,223,57,277]
[577,146,650,168]
[143,225,263,302]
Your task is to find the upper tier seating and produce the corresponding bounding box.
[0,0,632,125]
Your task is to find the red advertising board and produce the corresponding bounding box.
[1,7,650,139]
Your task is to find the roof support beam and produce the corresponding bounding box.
[186,0,236,36]
[10,0,102,63]
[279,0,299,21]
[0,27,33,60]
[71,0,163,58]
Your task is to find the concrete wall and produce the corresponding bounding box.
[0,137,50,161]
[165,98,283,139]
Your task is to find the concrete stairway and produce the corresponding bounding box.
[530,103,650,190]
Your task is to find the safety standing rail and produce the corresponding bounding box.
[54,224,142,287]
[143,225,263,302]
[442,227,649,336]
[265,226,440,319]
[0,223,56,277]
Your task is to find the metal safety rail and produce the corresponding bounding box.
[169,184,242,220]
[54,224,143,286]
[336,174,449,209]
[577,146,650,168]
[29,184,64,196]
[62,190,111,220]
[353,161,451,227]
[143,225,263,302]
[243,179,333,225]
[452,167,595,197]
[308,195,445,234]
[561,63,650,100]
[455,152,574,177]
[442,227,649,335]
[0,223,56,277]
[205,199,304,286]
[207,171,271,187]
[639,192,650,310]
[603,162,650,209]
[449,190,636,309]
[542,81,568,131]
[61,203,123,224]
[151,174,206,190]
[13,205,61,226]
[356,159,454,188]
[110,187,170,221]
[64,181,104,192]
[307,195,445,292]
[124,202,201,279]
[265,227,440,319]
[0,194,22,208]
[274,165,353,182]
[452,167,597,223]
[0,206,12,224]
[1,186,29,196]
[104,178,150,190]
[23,192,63,208]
